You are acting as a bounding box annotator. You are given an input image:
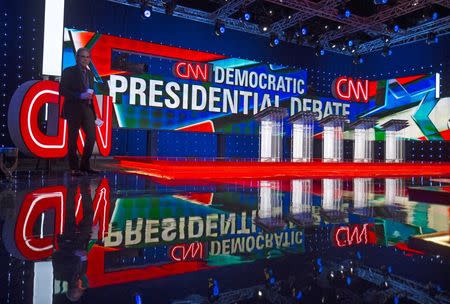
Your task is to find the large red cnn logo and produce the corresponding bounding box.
[8,80,113,158]
[332,76,369,103]
[174,61,209,82]
[333,223,376,247]
[169,242,205,262]
[7,179,111,260]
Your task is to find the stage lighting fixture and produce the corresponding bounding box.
[387,23,400,33]
[348,40,353,47]
[381,46,392,56]
[374,0,388,4]
[244,12,251,21]
[331,43,336,48]
[164,1,176,16]
[259,20,270,33]
[432,11,438,20]
[384,37,390,43]
[426,32,438,44]
[353,55,363,64]
[339,4,351,18]
[140,1,152,19]
[269,34,280,47]
[258,290,263,297]
[337,25,342,30]
[301,26,308,36]
[214,21,225,36]
[315,46,325,56]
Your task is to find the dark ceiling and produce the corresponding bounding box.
[109,0,450,57]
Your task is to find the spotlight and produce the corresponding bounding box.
[215,21,225,36]
[387,23,400,33]
[315,46,325,56]
[301,26,308,36]
[331,43,336,48]
[339,4,351,18]
[384,37,390,43]
[374,0,388,4]
[140,1,151,19]
[348,40,353,47]
[337,25,342,30]
[432,11,438,20]
[345,8,351,18]
[426,32,438,44]
[244,12,251,21]
[353,55,364,64]
[269,34,280,47]
[259,21,270,33]
[381,45,392,56]
[258,290,263,297]
[341,45,346,51]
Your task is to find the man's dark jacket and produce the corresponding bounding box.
[59,65,96,119]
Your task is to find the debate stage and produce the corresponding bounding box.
[115,157,450,180]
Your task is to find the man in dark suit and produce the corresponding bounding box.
[60,48,98,176]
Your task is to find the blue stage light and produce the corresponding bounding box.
[244,12,251,21]
[215,21,225,36]
[301,27,308,36]
[348,40,353,47]
[270,34,280,47]
[345,9,351,18]
[432,12,438,20]
[143,9,151,18]
[134,294,142,304]
[393,24,399,32]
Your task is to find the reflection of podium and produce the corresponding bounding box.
[287,179,314,227]
[256,180,285,231]
[321,179,347,223]
[288,112,317,162]
[381,119,408,163]
[320,115,347,162]
[352,178,374,217]
[350,118,377,162]
[255,107,288,162]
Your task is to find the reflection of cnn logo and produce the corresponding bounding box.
[8,80,113,158]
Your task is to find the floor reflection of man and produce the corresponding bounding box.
[52,177,95,302]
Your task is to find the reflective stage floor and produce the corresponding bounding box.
[0,170,449,304]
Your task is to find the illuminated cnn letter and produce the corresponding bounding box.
[8,80,113,158]
[8,80,68,158]
[332,76,368,103]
